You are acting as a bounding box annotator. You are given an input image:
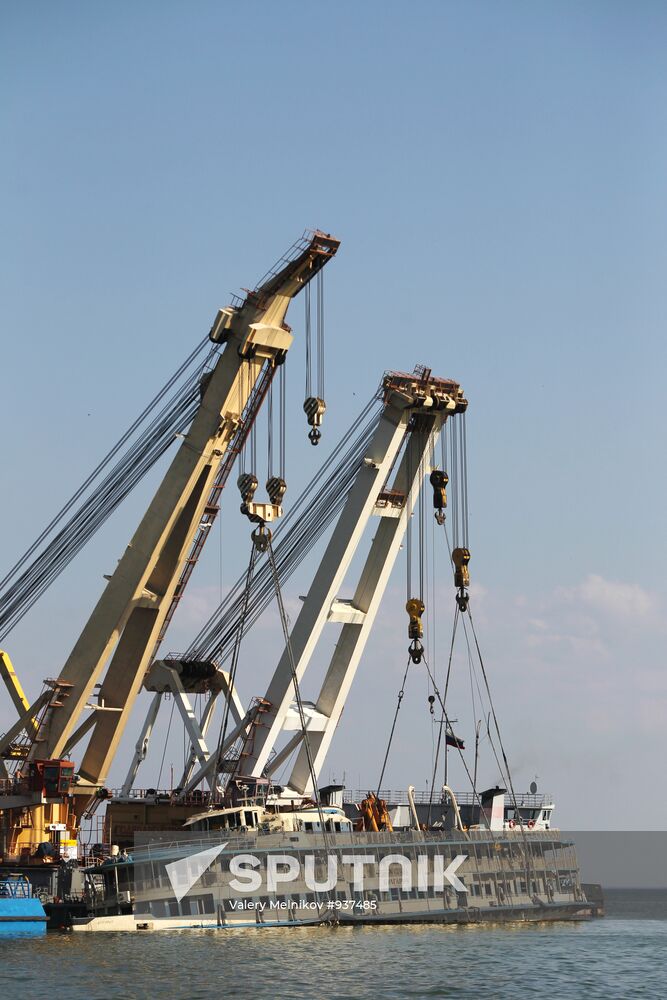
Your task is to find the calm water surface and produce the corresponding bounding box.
[1,890,665,999]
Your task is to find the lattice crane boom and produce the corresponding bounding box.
[32,231,339,794]
[241,370,467,797]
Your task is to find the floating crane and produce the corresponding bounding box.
[0,232,470,862]
[239,368,467,798]
[104,366,468,842]
[0,231,339,858]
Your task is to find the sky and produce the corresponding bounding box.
[1,1,666,828]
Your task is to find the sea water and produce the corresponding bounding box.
[0,890,664,999]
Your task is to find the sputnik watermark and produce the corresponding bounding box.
[163,845,468,901]
[165,841,228,902]
[229,853,468,894]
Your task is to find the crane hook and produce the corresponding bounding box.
[251,523,272,552]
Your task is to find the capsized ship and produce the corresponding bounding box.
[70,780,593,932]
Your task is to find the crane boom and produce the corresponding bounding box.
[32,230,339,793]
[239,370,468,796]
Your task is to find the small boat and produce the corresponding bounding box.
[0,873,47,928]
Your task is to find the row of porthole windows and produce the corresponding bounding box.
[136,867,580,920]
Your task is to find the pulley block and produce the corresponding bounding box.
[406,597,425,639]
[430,469,448,524]
[456,589,469,613]
[452,547,471,613]
[237,473,258,504]
[238,474,284,526]
[251,524,272,552]
[304,396,326,445]
[451,547,470,589]
[406,597,425,661]
[266,476,287,505]
[409,638,424,664]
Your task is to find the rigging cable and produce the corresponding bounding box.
[0,333,210,595]
[0,337,215,640]
[186,394,383,662]
[439,504,536,882]
[466,607,527,822]
[441,517,514,803]
[405,424,426,664]
[267,381,274,479]
[156,696,176,791]
[464,605,537,888]
[317,269,325,401]
[303,268,326,444]
[419,653,486,834]
[265,360,287,509]
[426,603,459,826]
[265,532,331,850]
[304,282,312,400]
[374,656,412,800]
[213,542,258,788]
[461,412,469,550]
[279,363,286,480]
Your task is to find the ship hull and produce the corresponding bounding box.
[65,827,599,932]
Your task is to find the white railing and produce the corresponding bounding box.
[341,789,552,808]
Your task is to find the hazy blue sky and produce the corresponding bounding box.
[2,1,666,827]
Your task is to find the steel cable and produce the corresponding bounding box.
[186,394,382,662]
[0,338,215,639]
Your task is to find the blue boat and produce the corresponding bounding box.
[0,874,47,926]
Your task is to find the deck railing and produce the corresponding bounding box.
[341,789,552,808]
